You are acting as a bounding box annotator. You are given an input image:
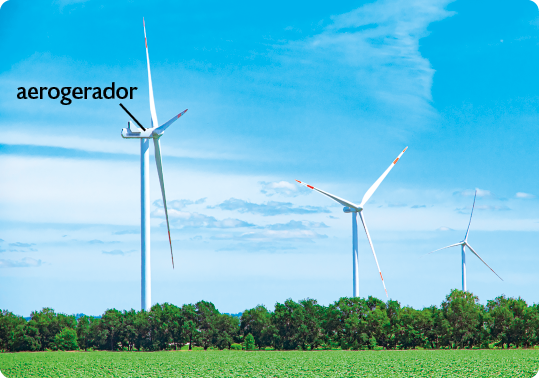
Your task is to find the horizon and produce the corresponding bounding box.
[1,0,539,317]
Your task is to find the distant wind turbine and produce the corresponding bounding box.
[120,19,188,311]
[296,147,408,298]
[427,190,503,291]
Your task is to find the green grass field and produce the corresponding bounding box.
[1,349,539,377]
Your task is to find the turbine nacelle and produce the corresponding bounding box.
[343,206,361,213]
[120,103,188,139]
[121,122,155,139]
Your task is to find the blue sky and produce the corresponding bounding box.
[1,0,539,316]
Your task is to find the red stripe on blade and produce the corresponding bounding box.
[307,185,314,189]
[393,158,399,164]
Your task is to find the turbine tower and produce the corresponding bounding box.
[120,19,188,311]
[296,147,407,298]
[427,190,503,291]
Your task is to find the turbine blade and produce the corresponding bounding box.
[152,109,188,135]
[422,242,462,258]
[358,212,388,298]
[119,103,146,131]
[153,138,174,268]
[465,242,503,281]
[295,180,360,210]
[464,190,477,241]
[359,147,408,208]
[143,18,158,129]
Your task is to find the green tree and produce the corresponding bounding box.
[133,310,151,351]
[118,309,138,351]
[325,297,370,350]
[488,295,529,348]
[76,316,92,351]
[29,308,76,351]
[13,323,41,351]
[196,301,219,350]
[299,299,325,350]
[397,307,432,349]
[272,299,307,350]
[181,304,199,350]
[55,328,78,350]
[244,333,256,351]
[0,310,26,352]
[216,314,239,350]
[523,304,539,347]
[441,289,485,348]
[240,305,271,350]
[148,303,184,351]
[96,309,123,351]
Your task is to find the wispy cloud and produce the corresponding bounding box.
[259,181,310,197]
[456,204,510,213]
[266,220,328,230]
[284,0,454,129]
[102,249,136,256]
[212,229,327,242]
[455,188,492,197]
[8,242,35,248]
[0,131,239,161]
[388,203,407,208]
[516,192,536,199]
[87,239,104,244]
[411,205,426,209]
[154,198,207,210]
[437,226,454,231]
[152,208,255,229]
[0,257,42,268]
[217,242,298,252]
[209,198,330,216]
[112,230,138,235]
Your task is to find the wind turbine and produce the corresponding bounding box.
[119,19,188,311]
[427,190,503,291]
[296,147,408,298]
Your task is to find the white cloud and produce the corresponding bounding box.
[259,181,310,197]
[102,249,136,256]
[214,229,327,242]
[437,226,453,231]
[286,0,454,127]
[516,192,536,199]
[153,198,207,210]
[209,198,330,216]
[0,257,42,268]
[458,188,492,197]
[8,242,35,248]
[0,131,239,161]
[266,220,328,230]
[152,208,255,229]
[456,204,510,213]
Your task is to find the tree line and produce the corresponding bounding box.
[1,290,538,352]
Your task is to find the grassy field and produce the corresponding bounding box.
[1,349,539,377]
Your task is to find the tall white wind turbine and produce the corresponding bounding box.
[120,19,188,311]
[427,190,503,291]
[296,147,408,298]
